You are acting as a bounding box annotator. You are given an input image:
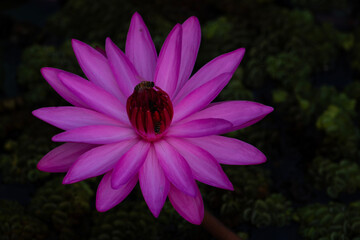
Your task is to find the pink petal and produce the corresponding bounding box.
[32,107,125,130]
[63,139,138,184]
[186,135,267,165]
[40,68,87,107]
[126,12,157,81]
[172,73,233,123]
[167,118,232,138]
[111,140,150,189]
[37,143,94,172]
[139,146,170,217]
[106,37,140,97]
[52,125,136,144]
[58,72,129,124]
[168,185,204,225]
[176,16,201,94]
[174,48,245,104]
[154,24,182,98]
[154,140,197,197]
[166,137,233,190]
[181,101,274,131]
[72,39,126,103]
[96,171,138,212]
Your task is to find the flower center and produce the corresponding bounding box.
[126,81,173,141]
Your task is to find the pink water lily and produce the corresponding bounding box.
[33,12,273,225]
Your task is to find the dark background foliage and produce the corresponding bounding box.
[1,0,360,239]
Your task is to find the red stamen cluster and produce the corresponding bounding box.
[126,81,174,141]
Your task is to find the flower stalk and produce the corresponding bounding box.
[202,209,242,240]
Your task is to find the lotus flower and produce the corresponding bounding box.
[33,12,273,224]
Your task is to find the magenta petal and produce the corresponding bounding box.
[154,24,182,98]
[58,72,129,124]
[72,39,126,103]
[154,140,197,197]
[167,118,232,138]
[106,37,140,97]
[172,73,232,123]
[126,12,157,81]
[168,185,204,225]
[181,101,274,131]
[37,143,94,172]
[186,135,267,165]
[111,140,150,189]
[52,125,136,144]
[176,16,201,94]
[40,68,88,107]
[32,107,125,130]
[174,48,245,104]
[96,171,138,212]
[166,137,233,190]
[63,139,138,184]
[139,146,170,217]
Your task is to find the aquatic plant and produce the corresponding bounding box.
[33,12,272,224]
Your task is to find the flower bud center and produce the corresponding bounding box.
[126,81,173,141]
